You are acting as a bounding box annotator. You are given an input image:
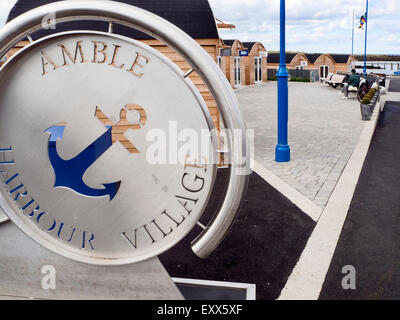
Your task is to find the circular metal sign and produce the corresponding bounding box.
[0,31,216,265]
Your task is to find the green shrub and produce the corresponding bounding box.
[267,76,311,82]
[361,96,370,105]
[290,77,310,82]
[361,88,378,105]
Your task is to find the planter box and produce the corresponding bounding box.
[361,91,379,120]
[360,103,372,120]
[369,102,375,113]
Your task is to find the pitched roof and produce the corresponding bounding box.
[329,54,351,63]
[305,53,350,64]
[7,0,219,40]
[223,39,236,47]
[305,53,320,64]
[267,53,297,64]
[241,42,256,51]
[268,52,352,64]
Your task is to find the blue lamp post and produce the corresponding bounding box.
[275,0,291,162]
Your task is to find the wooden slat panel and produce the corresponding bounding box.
[141,39,218,46]
[152,45,217,55]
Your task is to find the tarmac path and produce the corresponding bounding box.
[160,168,315,300]
[320,97,400,299]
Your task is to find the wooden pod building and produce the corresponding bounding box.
[241,42,268,85]
[267,52,356,79]
[222,40,248,88]
[6,0,222,139]
[307,54,357,79]
[216,38,231,77]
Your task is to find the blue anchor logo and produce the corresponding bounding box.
[46,105,146,201]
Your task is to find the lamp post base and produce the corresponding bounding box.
[275,144,291,162]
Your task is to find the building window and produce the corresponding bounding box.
[295,65,304,70]
[217,56,222,70]
[234,57,241,87]
[254,57,262,83]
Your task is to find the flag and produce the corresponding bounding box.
[359,13,367,29]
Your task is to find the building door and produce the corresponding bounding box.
[234,57,241,87]
[320,65,329,79]
[254,57,262,83]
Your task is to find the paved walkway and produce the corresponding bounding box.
[236,82,365,208]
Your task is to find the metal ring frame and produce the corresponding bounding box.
[0,0,249,259]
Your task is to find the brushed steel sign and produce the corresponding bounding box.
[0,32,216,265]
[0,209,6,223]
[0,1,250,264]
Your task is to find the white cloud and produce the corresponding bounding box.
[209,0,400,54]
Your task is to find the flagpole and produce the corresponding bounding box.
[352,9,355,56]
[363,0,369,75]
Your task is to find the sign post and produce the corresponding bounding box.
[275,0,291,162]
[352,9,355,57]
[0,221,183,300]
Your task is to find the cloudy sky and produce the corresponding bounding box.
[1,0,399,55]
[209,0,400,55]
